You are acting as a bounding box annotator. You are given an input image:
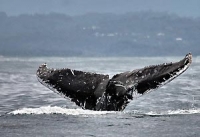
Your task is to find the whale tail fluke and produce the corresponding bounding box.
[37,63,109,110]
[112,53,192,96]
[36,53,192,111]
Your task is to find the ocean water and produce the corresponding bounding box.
[0,56,200,137]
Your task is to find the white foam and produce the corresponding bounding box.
[8,107,200,117]
[146,109,200,116]
[9,106,115,115]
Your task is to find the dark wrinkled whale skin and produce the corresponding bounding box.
[37,53,192,111]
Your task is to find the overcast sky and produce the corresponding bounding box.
[0,0,200,17]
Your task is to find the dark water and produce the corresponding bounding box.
[0,56,200,137]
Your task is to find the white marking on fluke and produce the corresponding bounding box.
[71,70,75,76]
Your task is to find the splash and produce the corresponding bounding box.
[146,109,200,116]
[9,106,115,115]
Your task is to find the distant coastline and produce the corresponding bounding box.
[0,11,199,57]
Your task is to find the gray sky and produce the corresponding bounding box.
[0,0,200,17]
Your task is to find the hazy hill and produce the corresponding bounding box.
[0,11,199,57]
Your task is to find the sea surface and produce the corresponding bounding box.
[0,56,199,137]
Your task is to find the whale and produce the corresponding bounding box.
[36,53,192,111]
